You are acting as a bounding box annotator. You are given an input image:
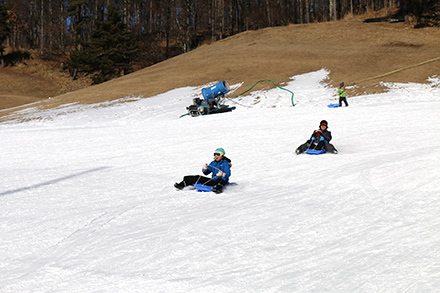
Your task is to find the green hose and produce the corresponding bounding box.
[179,79,295,117]
[229,79,295,106]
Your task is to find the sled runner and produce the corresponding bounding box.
[194,183,214,192]
[194,182,234,192]
[306,148,327,155]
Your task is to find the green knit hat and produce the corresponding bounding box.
[214,148,225,155]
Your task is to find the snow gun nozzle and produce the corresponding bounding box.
[202,80,230,100]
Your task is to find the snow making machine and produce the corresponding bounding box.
[187,81,236,117]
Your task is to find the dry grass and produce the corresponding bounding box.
[0,49,91,109]
[1,15,440,121]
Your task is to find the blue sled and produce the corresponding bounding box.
[328,103,339,108]
[306,148,327,155]
[194,182,232,192]
[194,183,213,192]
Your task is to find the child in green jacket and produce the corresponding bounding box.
[338,82,348,107]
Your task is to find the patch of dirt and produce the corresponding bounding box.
[1,15,440,121]
[383,41,424,48]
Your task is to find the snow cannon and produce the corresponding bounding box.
[186,80,235,117]
[202,80,230,100]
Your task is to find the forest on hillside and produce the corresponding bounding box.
[0,0,439,83]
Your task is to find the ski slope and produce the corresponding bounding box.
[1,69,440,292]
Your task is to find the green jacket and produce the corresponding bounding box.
[338,87,346,98]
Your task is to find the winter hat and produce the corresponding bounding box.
[340,82,345,87]
[214,148,225,155]
[320,120,328,127]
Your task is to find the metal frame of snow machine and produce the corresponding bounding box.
[187,94,234,117]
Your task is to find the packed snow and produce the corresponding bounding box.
[1,69,440,292]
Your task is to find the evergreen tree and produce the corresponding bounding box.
[0,0,10,68]
[68,4,138,84]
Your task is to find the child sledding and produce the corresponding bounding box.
[174,148,231,194]
[295,120,338,155]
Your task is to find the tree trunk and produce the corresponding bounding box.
[40,0,45,51]
[305,0,310,23]
[331,0,337,21]
[149,0,153,33]
[211,0,216,42]
[265,0,271,26]
[220,0,224,39]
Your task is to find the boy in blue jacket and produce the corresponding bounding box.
[174,148,231,193]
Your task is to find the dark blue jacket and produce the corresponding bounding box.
[310,129,332,143]
[202,159,231,183]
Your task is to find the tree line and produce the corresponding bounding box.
[1,0,439,83]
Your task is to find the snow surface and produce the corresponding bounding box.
[1,69,440,292]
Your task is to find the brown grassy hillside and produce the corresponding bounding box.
[0,50,91,110]
[1,16,439,121]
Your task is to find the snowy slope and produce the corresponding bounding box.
[1,69,440,292]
